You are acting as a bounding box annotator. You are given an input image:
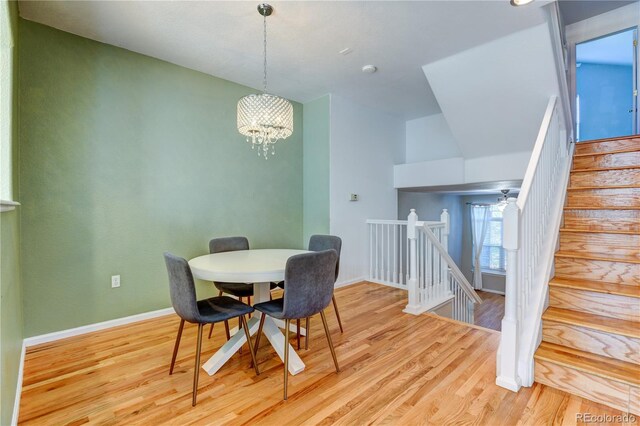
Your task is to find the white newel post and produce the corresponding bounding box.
[440,209,450,292]
[403,209,421,315]
[496,198,522,392]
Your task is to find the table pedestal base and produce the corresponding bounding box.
[202,282,306,376]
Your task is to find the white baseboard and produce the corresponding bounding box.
[11,341,26,426]
[478,288,505,296]
[335,276,366,289]
[23,307,175,347]
[366,279,408,291]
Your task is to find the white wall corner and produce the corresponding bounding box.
[11,341,26,426]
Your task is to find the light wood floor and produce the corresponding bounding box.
[474,291,505,332]
[19,282,637,425]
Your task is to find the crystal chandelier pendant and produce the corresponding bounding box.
[237,4,293,159]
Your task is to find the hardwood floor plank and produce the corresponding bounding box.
[18,282,636,425]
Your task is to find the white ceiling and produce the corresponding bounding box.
[558,0,637,25]
[19,1,549,120]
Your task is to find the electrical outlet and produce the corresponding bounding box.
[111,275,121,288]
[349,193,359,202]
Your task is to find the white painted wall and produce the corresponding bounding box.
[464,151,532,184]
[405,113,461,163]
[393,151,530,189]
[423,23,559,159]
[394,157,464,189]
[330,95,405,284]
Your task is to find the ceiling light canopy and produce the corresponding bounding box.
[237,3,293,159]
[510,0,534,6]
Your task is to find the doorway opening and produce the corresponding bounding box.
[575,27,638,141]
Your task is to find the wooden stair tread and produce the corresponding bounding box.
[555,250,640,264]
[577,135,640,144]
[535,341,640,386]
[549,277,640,298]
[567,185,640,190]
[573,148,640,157]
[543,307,640,339]
[560,228,640,235]
[564,206,640,210]
[572,165,639,173]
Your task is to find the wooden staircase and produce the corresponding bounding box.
[534,135,640,415]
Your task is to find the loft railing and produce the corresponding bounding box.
[366,217,444,289]
[496,96,574,392]
[367,210,482,324]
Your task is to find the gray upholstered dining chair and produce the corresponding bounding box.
[308,235,343,333]
[253,249,340,400]
[277,235,343,349]
[207,237,253,340]
[164,252,260,406]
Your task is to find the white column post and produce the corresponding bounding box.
[440,209,450,293]
[496,198,522,392]
[403,209,421,315]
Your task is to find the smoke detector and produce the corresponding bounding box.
[362,65,377,74]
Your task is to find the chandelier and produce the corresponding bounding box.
[237,3,293,159]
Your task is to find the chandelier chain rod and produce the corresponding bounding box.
[263,12,267,93]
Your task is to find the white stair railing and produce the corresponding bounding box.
[404,209,482,322]
[366,215,446,289]
[496,96,574,392]
[368,210,482,324]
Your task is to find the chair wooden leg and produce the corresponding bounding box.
[224,321,231,341]
[169,319,185,375]
[208,323,215,339]
[252,314,266,368]
[305,317,310,350]
[296,319,301,350]
[192,323,204,406]
[284,318,290,400]
[238,300,243,354]
[218,290,223,296]
[332,295,344,333]
[320,310,340,373]
[241,315,260,376]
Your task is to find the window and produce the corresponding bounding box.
[476,204,507,273]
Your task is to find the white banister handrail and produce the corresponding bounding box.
[546,1,574,139]
[496,94,573,392]
[517,96,557,207]
[420,224,482,304]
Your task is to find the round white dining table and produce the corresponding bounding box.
[189,249,309,376]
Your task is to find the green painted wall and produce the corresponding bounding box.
[18,20,304,337]
[0,1,23,424]
[302,95,330,246]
